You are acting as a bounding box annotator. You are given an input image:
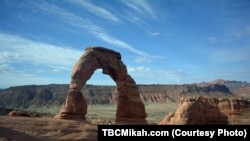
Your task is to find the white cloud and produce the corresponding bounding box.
[95,33,147,56]
[122,0,157,19]
[134,56,153,63]
[0,33,83,88]
[126,66,190,85]
[69,0,119,22]
[34,1,152,58]
[0,33,82,72]
[121,10,146,26]
[0,32,165,88]
[128,66,151,73]
[31,1,166,63]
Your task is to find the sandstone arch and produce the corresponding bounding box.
[54,47,147,124]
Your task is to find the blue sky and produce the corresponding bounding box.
[1,0,250,88]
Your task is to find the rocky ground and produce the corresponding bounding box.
[0,116,98,141]
[0,103,176,141]
[1,115,250,141]
[1,100,250,141]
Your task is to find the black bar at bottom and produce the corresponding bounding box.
[98,125,250,141]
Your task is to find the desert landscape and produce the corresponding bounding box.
[0,103,178,141]
[0,99,250,141]
[0,47,250,140]
[1,0,250,140]
[1,80,250,141]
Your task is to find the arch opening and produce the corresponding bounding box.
[84,68,117,124]
[86,69,116,86]
[54,47,147,124]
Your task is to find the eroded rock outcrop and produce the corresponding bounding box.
[54,47,147,124]
[8,110,41,117]
[9,110,30,117]
[159,96,250,125]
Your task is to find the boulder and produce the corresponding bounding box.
[9,110,30,117]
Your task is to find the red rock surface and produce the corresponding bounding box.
[55,47,147,124]
[9,110,30,117]
[159,96,250,125]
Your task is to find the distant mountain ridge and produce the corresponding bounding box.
[195,79,250,89]
[0,79,249,110]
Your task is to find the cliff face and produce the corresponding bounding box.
[138,84,231,103]
[0,83,237,109]
[0,84,69,108]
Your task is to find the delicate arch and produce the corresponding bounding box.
[55,47,147,124]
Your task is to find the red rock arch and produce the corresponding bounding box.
[55,47,147,124]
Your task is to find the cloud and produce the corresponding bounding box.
[120,0,161,32]
[0,32,84,88]
[121,10,146,26]
[134,56,154,63]
[0,32,164,88]
[127,66,153,83]
[69,0,119,22]
[0,33,82,73]
[94,32,147,56]
[93,32,165,63]
[127,66,189,84]
[33,1,164,62]
[122,0,157,19]
[128,66,151,73]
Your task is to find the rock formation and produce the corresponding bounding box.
[8,110,41,117]
[159,96,250,125]
[54,46,147,124]
[9,110,30,117]
[0,83,236,108]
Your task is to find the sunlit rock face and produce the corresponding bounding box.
[159,96,250,125]
[55,46,147,124]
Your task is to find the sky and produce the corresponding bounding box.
[0,0,250,88]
